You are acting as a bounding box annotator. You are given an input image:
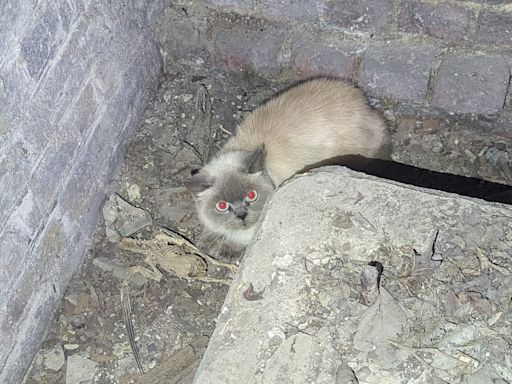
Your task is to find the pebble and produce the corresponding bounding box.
[92,257,147,287]
[102,193,153,242]
[464,148,477,162]
[42,345,65,371]
[126,183,141,201]
[66,354,98,384]
[163,89,174,103]
[179,93,194,103]
[64,344,80,351]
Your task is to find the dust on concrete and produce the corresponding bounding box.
[23,65,511,383]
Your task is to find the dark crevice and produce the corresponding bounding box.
[502,74,512,110]
[303,155,512,205]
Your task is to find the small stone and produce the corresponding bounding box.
[292,43,356,79]
[65,354,98,384]
[68,315,86,329]
[484,147,512,179]
[359,262,383,306]
[356,366,372,380]
[64,344,80,351]
[464,149,477,162]
[179,93,194,103]
[93,256,147,287]
[126,183,141,201]
[440,324,478,347]
[487,312,503,327]
[163,90,173,103]
[92,257,116,273]
[102,193,153,242]
[335,363,359,384]
[147,343,157,355]
[398,1,471,40]
[42,345,65,371]
[111,264,148,287]
[64,292,80,306]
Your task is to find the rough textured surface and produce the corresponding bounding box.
[0,1,162,382]
[292,43,357,80]
[432,53,510,114]
[195,167,512,383]
[476,11,512,45]
[24,71,512,383]
[12,0,512,382]
[213,14,287,76]
[398,0,473,41]
[323,0,394,34]
[162,0,512,117]
[358,44,437,101]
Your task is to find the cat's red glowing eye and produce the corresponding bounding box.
[216,200,229,212]
[245,190,258,203]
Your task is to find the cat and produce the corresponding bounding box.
[185,77,390,255]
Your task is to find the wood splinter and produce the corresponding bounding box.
[359,261,384,306]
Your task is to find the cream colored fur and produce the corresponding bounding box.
[223,77,389,186]
[189,77,390,252]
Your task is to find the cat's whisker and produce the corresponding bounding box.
[206,231,224,249]
[217,231,230,256]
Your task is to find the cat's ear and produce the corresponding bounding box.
[244,144,266,173]
[184,171,214,193]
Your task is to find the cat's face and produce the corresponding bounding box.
[185,146,275,243]
[195,171,274,232]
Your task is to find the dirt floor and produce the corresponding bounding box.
[23,68,512,383]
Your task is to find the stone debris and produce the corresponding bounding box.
[24,69,512,383]
[102,193,153,242]
[484,147,512,180]
[92,257,148,287]
[65,354,98,384]
[358,262,382,306]
[41,345,65,372]
[64,344,80,351]
[195,167,512,384]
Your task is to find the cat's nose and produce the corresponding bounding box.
[234,206,248,220]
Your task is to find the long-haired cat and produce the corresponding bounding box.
[185,77,390,255]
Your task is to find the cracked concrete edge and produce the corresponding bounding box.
[193,166,512,384]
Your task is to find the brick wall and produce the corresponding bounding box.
[0,1,163,381]
[158,0,512,117]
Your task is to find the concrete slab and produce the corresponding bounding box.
[194,167,512,384]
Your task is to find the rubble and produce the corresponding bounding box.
[194,167,512,384]
[24,69,512,383]
[102,193,153,242]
